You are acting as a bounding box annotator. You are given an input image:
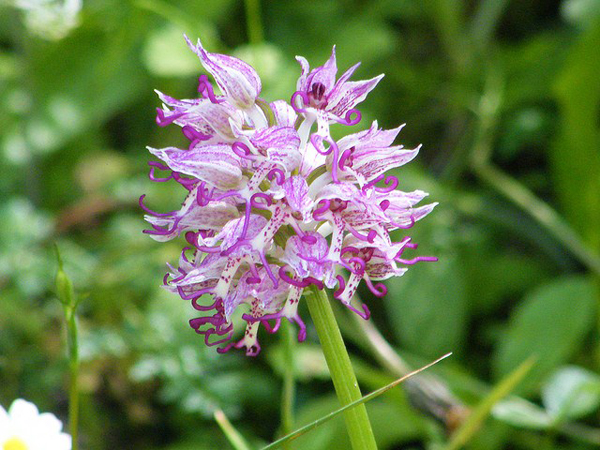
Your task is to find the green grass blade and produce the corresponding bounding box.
[445,356,536,450]
[262,352,452,450]
[214,409,253,450]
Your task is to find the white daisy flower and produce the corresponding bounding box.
[0,399,71,450]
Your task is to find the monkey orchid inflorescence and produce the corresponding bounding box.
[142,37,437,356]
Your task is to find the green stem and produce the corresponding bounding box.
[304,287,377,450]
[214,409,252,450]
[280,320,296,444]
[55,246,80,450]
[66,306,79,450]
[244,0,264,46]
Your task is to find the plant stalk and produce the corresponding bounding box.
[304,286,377,449]
[280,320,296,446]
[66,306,79,450]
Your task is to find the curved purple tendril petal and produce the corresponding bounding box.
[259,252,279,288]
[326,137,341,183]
[364,278,387,297]
[348,256,366,274]
[346,226,376,243]
[393,237,414,257]
[390,215,416,230]
[291,90,309,114]
[156,108,184,127]
[189,313,223,328]
[312,199,331,220]
[334,275,346,299]
[334,108,361,126]
[251,193,273,210]
[344,302,371,320]
[139,195,174,217]
[251,311,308,342]
[196,182,212,206]
[303,276,324,290]
[191,295,220,311]
[279,266,308,288]
[148,161,174,182]
[363,174,385,192]
[340,246,359,257]
[379,200,390,211]
[232,142,255,160]
[148,160,169,171]
[212,190,242,202]
[374,175,398,193]
[294,316,307,342]
[262,318,282,334]
[177,285,204,301]
[203,329,235,347]
[267,168,285,185]
[338,148,352,170]
[240,199,252,240]
[396,256,438,265]
[170,172,196,191]
[310,134,332,156]
[197,74,223,104]
[142,215,183,237]
[182,125,211,142]
[217,342,235,354]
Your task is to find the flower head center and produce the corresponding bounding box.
[3,437,28,450]
[309,82,328,107]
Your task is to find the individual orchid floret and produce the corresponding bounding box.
[185,35,262,112]
[328,121,421,187]
[292,46,384,129]
[143,37,437,356]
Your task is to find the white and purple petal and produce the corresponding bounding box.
[148,144,243,190]
[270,100,298,128]
[282,176,313,221]
[185,36,261,109]
[327,74,384,116]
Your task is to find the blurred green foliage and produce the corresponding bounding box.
[1,0,600,448]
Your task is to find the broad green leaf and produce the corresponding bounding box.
[492,397,553,430]
[542,365,600,422]
[493,276,596,393]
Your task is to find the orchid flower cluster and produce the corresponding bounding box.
[142,37,437,356]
